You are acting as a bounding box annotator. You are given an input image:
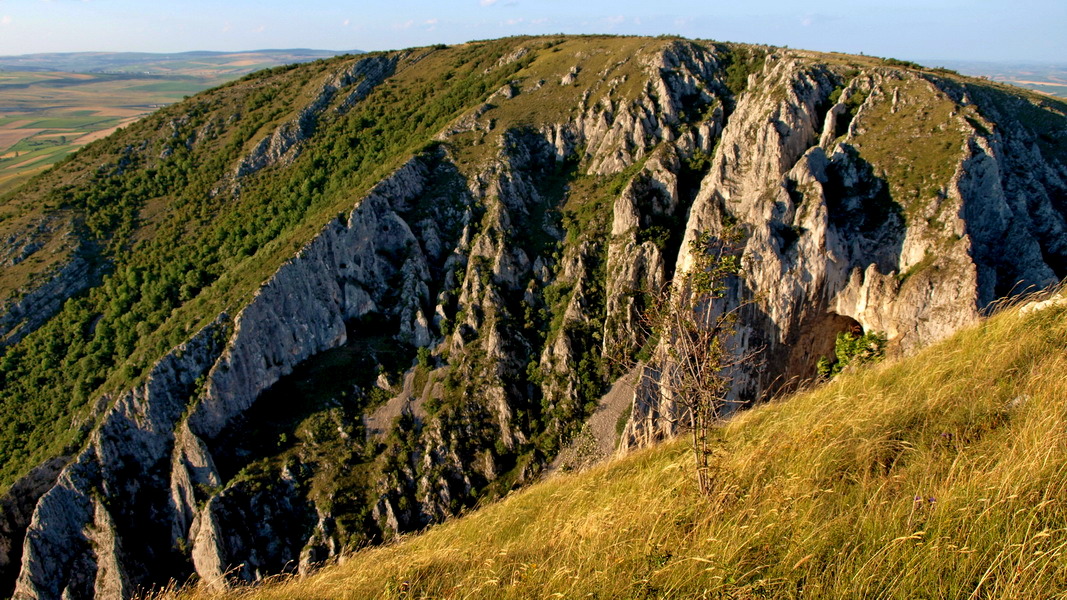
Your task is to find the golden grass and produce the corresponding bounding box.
[162,289,1067,599]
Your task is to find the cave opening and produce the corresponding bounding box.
[777,312,864,391]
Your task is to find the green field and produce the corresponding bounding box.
[0,50,348,194]
[0,72,199,193]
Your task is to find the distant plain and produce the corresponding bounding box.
[935,60,1067,100]
[0,50,350,195]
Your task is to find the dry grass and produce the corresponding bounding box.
[162,287,1067,599]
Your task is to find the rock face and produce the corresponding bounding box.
[624,60,1067,448]
[0,457,68,597]
[13,318,229,599]
[235,54,400,178]
[191,468,312,588]
[0,232,99,350]
[4,37,1067,597]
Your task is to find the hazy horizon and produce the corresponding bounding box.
[0,1,1063,64]
[0,48,1064,70]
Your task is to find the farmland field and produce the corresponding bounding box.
[0,49,352,195]
[928,59,1067,99]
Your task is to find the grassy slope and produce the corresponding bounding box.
[171,293,1067,599]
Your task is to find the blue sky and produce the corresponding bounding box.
[0,1,1063,63]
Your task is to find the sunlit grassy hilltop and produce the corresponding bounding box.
[165,291,1067,599]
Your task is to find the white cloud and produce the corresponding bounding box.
[221,22,233,33]
[674,17,692,28]
[604,15,625,26]
[343,18,350,27]
[393,19,414,29]
[530,17,548,25]
[480,0,498,5]
[0,15,11,26]
[799,14,838,28]
[504,17,524,26]
[253,25,265,33]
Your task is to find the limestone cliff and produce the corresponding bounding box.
[13,318,228,598]
[2,37,1065,597]
[625,58,1067,447]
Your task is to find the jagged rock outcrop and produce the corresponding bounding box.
[191,466,311,588]
[603,146,687,360]
[0,243,98,350]
[167,150,472,581]
[624,58,1067,449]
[188,151,466,442]
[0,457,68,596]
[13,318,229,598]
[5,37,1066,598]
[235,54,400,178]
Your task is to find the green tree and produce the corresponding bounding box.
[640,224,755,495]
[816,330,888,379]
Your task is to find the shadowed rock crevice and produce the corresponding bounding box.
[822,144,906,276]
[0,457,69,597]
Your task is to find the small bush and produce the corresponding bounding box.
[416,346,432,369]
[817,329,887,378]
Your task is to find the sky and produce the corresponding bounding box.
[0,0,1063,64]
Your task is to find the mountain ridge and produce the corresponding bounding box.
[0,48,362,196]
[0,35,1064,597]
